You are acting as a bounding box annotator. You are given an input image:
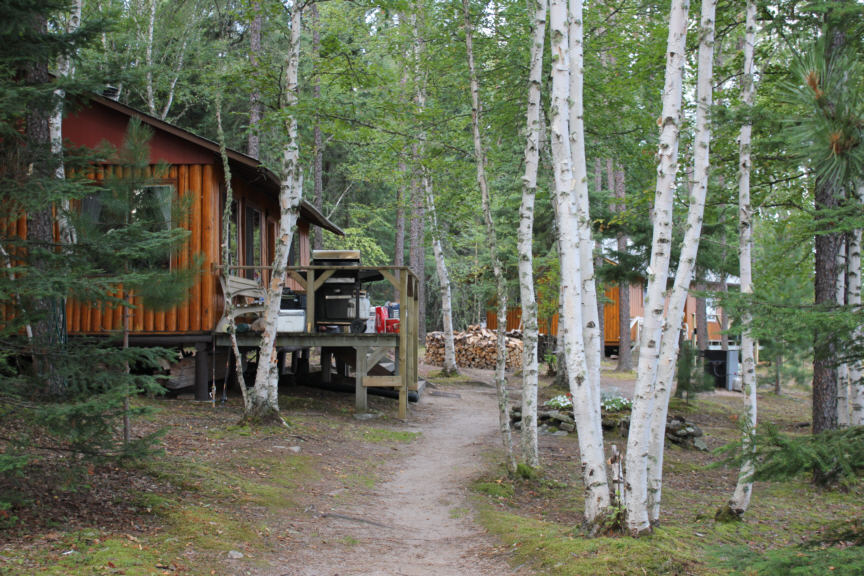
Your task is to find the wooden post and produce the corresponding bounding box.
[321,346,332,383]
[195,341,210,402]
[398,270,409,419]
[355,346,368,413]
[306,269,315,333]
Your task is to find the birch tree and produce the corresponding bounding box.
[643,0,716,526]
[517,0,546,469]
[624,0,690,536]
[425,181,458,375]
[549,0,610,524]
[462,0,515,473]
[725,0,758,517]
[569,0,603,397]
[246,3,304,424]
[849,186,863,426]
[50,0,82,246]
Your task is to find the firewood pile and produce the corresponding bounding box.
[425,324,523,370]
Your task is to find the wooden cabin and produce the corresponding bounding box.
[486,281,645,355]
[56,95,420,417]
[56,93,344,394]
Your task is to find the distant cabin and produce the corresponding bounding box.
[60,93,342,341]
[487,281,645,355]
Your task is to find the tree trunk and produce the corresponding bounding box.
[849,185,863,426]
[425,180,457,375]
[462,0,515,474]
[837,240,849,426]
[247,5,304,424]
[216,95,250,412]
[624,0,689,535]
[247,1,263,159]
[727,0,757,516]
[695,279,709,352]
[517,0,546,469]
[615,168,632,371]
[549,0,610,524]
[52,0,81,246]
[646,0,715,525]
[409,5,428,345]
[311,3,324,250]
[25,15,64,395]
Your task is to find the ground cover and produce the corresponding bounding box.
[0,387,414,575]
[471,370,864,575]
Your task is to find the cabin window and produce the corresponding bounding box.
[245,206,263,281]
[82,183,175,268]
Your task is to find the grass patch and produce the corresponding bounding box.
[359,428,420,444]
[474,505,703,576]
[473,479,515,499]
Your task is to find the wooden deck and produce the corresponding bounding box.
[215,265,420,420]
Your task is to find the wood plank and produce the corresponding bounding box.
[112,287,123,330]
[380,269,398,290]
[176,164,189,332]
[289,270,307,290]
[201,164,214,330]
[363,375,401,388]
[133,294,144,332]
[91,301,102,333]
[312,269,334,291]
[355,347,368,412]
[189,164,202,331]
[70,298,81,333]
[306,269,315,332]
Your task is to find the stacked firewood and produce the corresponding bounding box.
[425,324,523,370]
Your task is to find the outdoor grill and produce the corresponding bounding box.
[311,250,369,332]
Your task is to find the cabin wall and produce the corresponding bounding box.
[65,164,313,336]
[67,163,219,335]
[485,281,644,344]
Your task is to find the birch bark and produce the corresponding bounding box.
[517,0,546,468]
[549,0,610,524]
[410,6,427,345]
[645,0,715,525]
[615,169,632,372]
[849,185,864,426]
[248,0,263,160]
[425,180,457,375]
[246,5,304,423]
[569,0,603,398]
[624,0,689,535]
[726,0,758,515]
[216,96,250,412]
[50,0,82,246]
[462,0,515,473]
[837,242,849,426]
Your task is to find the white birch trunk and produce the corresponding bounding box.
[462,0,515,473]
[837,241,849,426]
[247,5,304,423]
[51,0,82,246]
[569,0,602,397]
[645,0,715,525]
[216,96,251,412]
[849,185,864,426]
[518,0,546,469]
[144,0,157,116]
[727,0,758,516]
[624,0,690,536]
[549,0,610,524]
[425,179,458,375]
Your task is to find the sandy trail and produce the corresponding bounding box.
[269,382,530,576]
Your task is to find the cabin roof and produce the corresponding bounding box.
[72,92,344,237]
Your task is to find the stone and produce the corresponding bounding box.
[228,550,244,560]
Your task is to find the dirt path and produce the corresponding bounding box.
[268,381,531,576]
